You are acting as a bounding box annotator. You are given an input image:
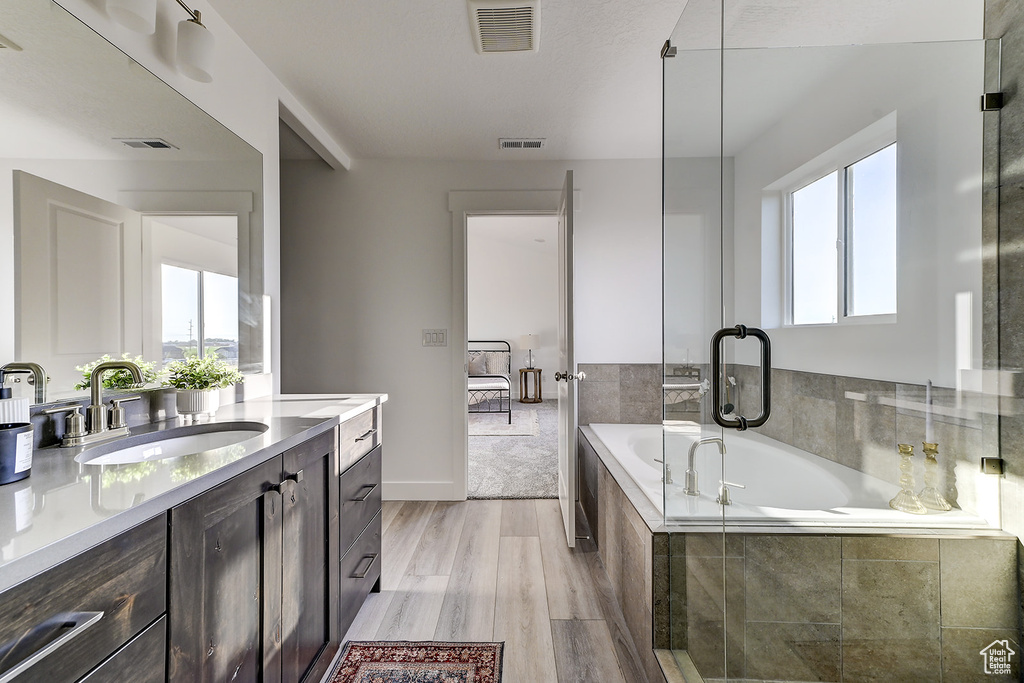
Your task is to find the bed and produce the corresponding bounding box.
[468,340,512,424]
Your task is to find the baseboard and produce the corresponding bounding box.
[383,481,460,501]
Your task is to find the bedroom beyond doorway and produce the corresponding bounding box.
[467,214,559,499]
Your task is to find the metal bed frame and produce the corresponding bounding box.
[467,340,512,424]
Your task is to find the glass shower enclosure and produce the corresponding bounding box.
[663,0,1019,679]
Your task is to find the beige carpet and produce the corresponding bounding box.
[468,408,539,436]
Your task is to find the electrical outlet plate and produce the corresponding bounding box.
[422,329,447,347]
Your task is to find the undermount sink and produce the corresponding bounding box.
[75,421,269,466]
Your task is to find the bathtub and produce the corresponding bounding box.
[586,423,991,528]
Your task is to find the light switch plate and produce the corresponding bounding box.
[422,329,447,347]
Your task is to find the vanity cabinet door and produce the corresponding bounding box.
[168,456,284,683]
[281,429,339,683]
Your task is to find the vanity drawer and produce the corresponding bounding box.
[78,616,165,683]
[340,510,382,639]
[338,406,380,471]
[0,514,166,683]
[340,445,382,555]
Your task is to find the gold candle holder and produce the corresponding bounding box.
[918,442,952,511]
[889,443,927,514]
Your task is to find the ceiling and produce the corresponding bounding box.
[0,0,258,162]
[208,0,686,162]
[210,0,985,164]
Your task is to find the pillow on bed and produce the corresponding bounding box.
[468,352,488,375]
[484,351,507,375]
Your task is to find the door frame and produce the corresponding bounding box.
[449,189,581,500]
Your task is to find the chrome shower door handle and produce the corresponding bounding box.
[710,325,771,431]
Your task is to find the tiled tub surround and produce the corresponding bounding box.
[578,363,663,425]
[730,365,998,521]
[579,426,1022,683]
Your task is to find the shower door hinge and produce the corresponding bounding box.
[981,457,1005,475]
[981,92,1004,111]
[661,40,676,59]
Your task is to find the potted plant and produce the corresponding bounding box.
[74,353,161,390]
[164,356,244,418]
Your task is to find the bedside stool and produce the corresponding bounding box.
[519,368,542,403]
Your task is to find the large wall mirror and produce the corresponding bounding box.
[0,0,264,402]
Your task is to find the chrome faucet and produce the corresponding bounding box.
[56,360,143,447]
[685,437,726,497]
[0,362,47,404]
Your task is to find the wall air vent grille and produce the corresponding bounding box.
[500,138,546,150]
[115,138,179,150]
[469,0,539,54]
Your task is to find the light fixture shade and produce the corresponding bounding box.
[176,18,215,83]
[519,334,538,349]
[106,0,157,34]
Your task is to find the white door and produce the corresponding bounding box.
[14,171,143,393]
[556,170,580,547]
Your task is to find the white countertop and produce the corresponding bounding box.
[0,393,387,592]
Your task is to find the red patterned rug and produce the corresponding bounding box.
[329,641,504,683]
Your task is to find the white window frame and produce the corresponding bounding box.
[781,118,898,328]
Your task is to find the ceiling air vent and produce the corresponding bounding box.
[469,0,539,54]
[115,138,179,150]
[500,138,546,150]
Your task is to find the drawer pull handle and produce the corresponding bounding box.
[350,553,378,580]
[354,428,377,442]
[351,483,378,502]
[0,610,104,683]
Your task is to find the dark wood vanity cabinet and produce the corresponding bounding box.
[0,514,167,683]
[168,430,339,683]
[338,407,383,639]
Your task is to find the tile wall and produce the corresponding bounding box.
[676,532,1020,682]
[578,363,662,425]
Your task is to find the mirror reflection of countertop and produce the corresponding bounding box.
[0,393,388,592]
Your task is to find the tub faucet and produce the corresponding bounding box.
[0,362,47,404]
[685,437,726,497]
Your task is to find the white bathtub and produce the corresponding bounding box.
[586,423,991,528]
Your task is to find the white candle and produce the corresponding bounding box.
[925,380,934,443]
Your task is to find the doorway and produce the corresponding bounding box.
[466,214,559,498]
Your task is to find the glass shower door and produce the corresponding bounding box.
[662,0,730,675]
[665,1,1013,681]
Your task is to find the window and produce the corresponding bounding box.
[161,264,239,365]
[789,142,896,325]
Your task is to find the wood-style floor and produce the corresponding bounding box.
[343,499,652,683]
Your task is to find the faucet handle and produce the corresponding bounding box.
[43,405,86,439]
[109,396,141,430]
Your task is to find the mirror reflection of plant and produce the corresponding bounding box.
[164,356,244,391]
[170,444,247,482]
[100,459,158,488]
[74,353,162,390]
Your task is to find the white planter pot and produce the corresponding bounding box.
[176,388,220,418]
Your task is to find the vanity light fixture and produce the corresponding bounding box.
[106,0,157,34]
[175,0,215,83]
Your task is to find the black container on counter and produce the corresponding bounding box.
[0,422,33,485]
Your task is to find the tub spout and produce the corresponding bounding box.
[685,437,726,497]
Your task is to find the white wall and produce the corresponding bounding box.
[730,40,984,387]
[467,216,559,374]
[48,0,348,391]
[280,158,661,499]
